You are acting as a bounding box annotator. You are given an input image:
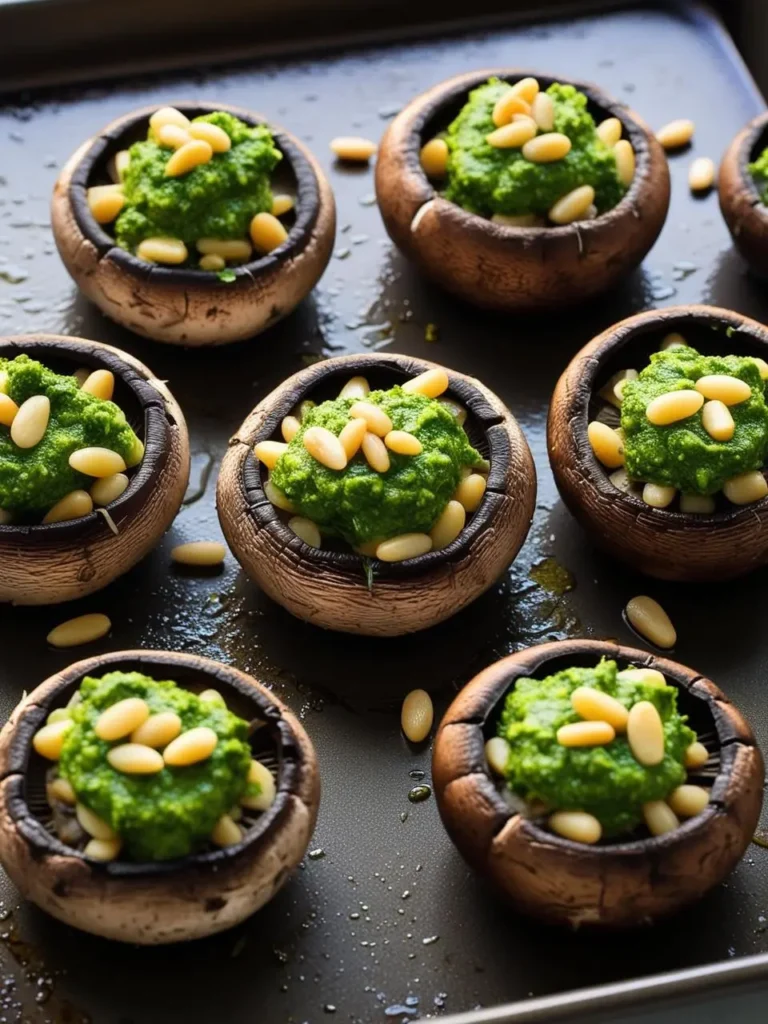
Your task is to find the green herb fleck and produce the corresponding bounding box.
[217,269,237,283]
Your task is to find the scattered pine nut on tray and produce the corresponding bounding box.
[171,541,227,566]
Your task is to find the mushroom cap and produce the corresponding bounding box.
[433,639,763,929]
[0,650,320,944]
[217,352,536,636]
[375,69,670,311]
[0,333,189,605]
[51,102,336,346]
[719,111,768,276]
[548,304,768,581]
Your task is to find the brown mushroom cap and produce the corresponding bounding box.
[51,102,336,346]
[217,352,536,636]
[0,333,189,605]
[375,69,670,311]
[433,639,763,929]
[548,304,768,581]
[719,112,768,276]
[0,650,320,944]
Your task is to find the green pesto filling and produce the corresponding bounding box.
[270,387,483,546]
[749,146,768,203]
[443,80,626,217]
[620,346,768,494]
[496,659,695,837]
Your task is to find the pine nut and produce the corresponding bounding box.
[522,133,572,163]
[684,741,709,769]
[492,92,532,127]
[288,516,321,547]
[76,803,117,840]
[163,726,218,766]
[90,473,129,506]
[303,426,348,471]
[107,743,165,775]
[752,357,768,380]
[695,374,751,405]
[11,394,50,449]
[196,238,253,262]
[609,468,633,493]
[48,777,76,805]
[0,393,18,427]
[401,689,434,743]
[354,540,380,557]
[385,430,422,456]
[339,417,367,459]
[33,719,73,760]
[298,400,316,421]
[126,436,145,468]
[110,149,131,182]
[361,431,390,473]
[486,120,537,149]
[548,185,596,225]
[723,470,768,505]
[80,369,115,401]
[627,700,665,766]
[491,212,543,227]
[241,758,277,811]
[250,211,288,254]
[69,447,126,477]
[689,157,715,192]
[84,837,122,862]
[642,482,676,509]
[618,667,666,686]
[549,810,602,845]
[87,184,125,224]
[668,784,709,818]
[660,332,688,350]
[211,813,242,847]
[281,415,301,443]
[613,377,635,403]
[701,399,734,441]
[149,106,191,134]
[271,194,295,217]
[429,499,465,550]
[171,541,227,566]
[509,76,540,104]
[557,720,616,747]
[131,711,182,749]
[350,401,393,436]
[645,389,703,425]
[402,368,449,398]
[136,237,188,264]
[614,139,635,186]
[188,121,232,152]
[679,492,715,514]
[643,800,679,836]
[571,686,629,732]
[485,736,511,775]
[156,123,191,149]
[531,92,555,131]
[95,697,150,741]
[199,253,225,271]
[47,613,111,648]
[420,138,449,176]
[376,533,432,562]
[330,136,377,161]
[625,595,676,648]
[438,397,467,425]
[587,421,624,468]
[598,368,638,408]
[164,139,213,177]
[454,473,486,512]
[656,118,694,150]
[43,489,93,524]
[339,376,371,400]
[254,440,288,470]
[265,478,296,512]
[198,689,225,706]
[597,117,622,147]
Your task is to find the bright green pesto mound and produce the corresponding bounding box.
[443,80,626,217]
[114,111,282,251]
[270,387,483,546]
[59,672,252,862]
[496,659,694,837]
[0,355,140,514]
[749,146,768,203]
[620,346,768,494]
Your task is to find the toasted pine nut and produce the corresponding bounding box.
[303,426,348,471]
[618,667,666,686]
[401,689,434,743]
[0,393,18,427]
[48,777,76,805]
[32,719,73,760]
[196,238,253,262]
[339,376,371,400]
[107,743,165,775]
[110,149,131,182]
[668,784,709,818]
[163,726,218,767]
[385,430,422,456]
[645,389,703,425]
[11,394,50,449]
[571,686,629,732]
[549,810,602,845]
[211,813,242,847]
[522,132,572,163]
[656,118,694,150]
[47,613,111,649]
[350,401,393,436]
[250,211,288,254]
[149,106,190,134]
[642,483,676,509]
[339,417,367,459]
[265,478,296,512]
[69,447,126,478]
[90,473,129,506]
[376,533,432,562]
[609,468,633,493]
[723,470,768,505]
[330,136,377,161]
[491,212,543,227]
[131,711,182,749]
[695,374,751,405]
[361,431,390,473]
[701,399,734,442]
[614,139,635,186]
[164,139,213,177]
[198,689,225,706]
[43,489,93,524]
[454,473,486,512]
[95,697,150,741]
[684,741,710,769]
[680,493,715,514]
[438,397,467,425]
[420,138,449,176]
[84,837,122,862]
[492,91,532,127]
[752,356,768,380]
[199,253,225,271]
[429,500,466,550]
[76,803,117,840]
[171,541,227,566]
[402,368,449,398]
[660,332,688,350]
[509,76,539,104]
[188,121,232,152]
[87,184,125,224]
[587,421,624,468]
[643,800,679,836]
[548,185,596,225]
[126,436,145,468]
[80,369,115,401]
[271,193,295,217]
[241,758,277,811]
[557,720,616,747]
[597,117,622,147]
[486,120,537,149]
[627,701,665,766]
[485,736,511,775]
[136,237,188,264]
[280,415,301,443]
[254,440,289,470]
[531,92,555,131]
[288,516,321,547]
[156,123,191,149]
[689,157,715,192]
[625,595,676,648]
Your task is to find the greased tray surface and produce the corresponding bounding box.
[0,3,767,1022]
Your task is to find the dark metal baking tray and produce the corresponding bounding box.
[0,2,766,1022]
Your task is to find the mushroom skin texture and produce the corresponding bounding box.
[0,333,189,605]
[719,112,768,277]
[217,353,536,636]
[51,102,335,346]
[0,650,320,944]
[548,305,768,582]
[433,639,762,929]
[375,69,670,312]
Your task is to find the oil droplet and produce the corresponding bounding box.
[408,785,431,803]
[400,811,409,823]
[529,557,574,596]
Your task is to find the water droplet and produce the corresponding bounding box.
[323,1004,337,1013]
[408,769,425,781]
[422,935,439,946]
